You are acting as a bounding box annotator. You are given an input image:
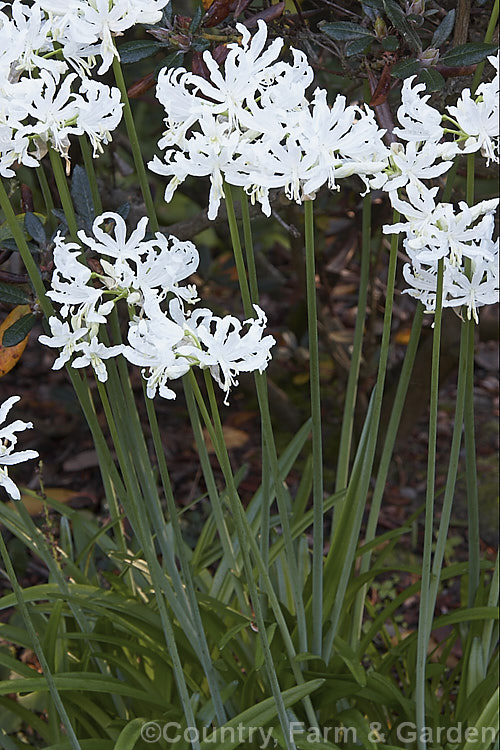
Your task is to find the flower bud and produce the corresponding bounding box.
[418,47,439,67]
[407,0,424,15]
[374,16,387,39]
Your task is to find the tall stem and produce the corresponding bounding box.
[323,210,400,661]
[112,58,158,232]
[224,185,309,653]
[79,136,103,214]
[36,163,56,232]
[335,192,371,496]
[304,199,324,654]
[144,393,227,725]
[415,259,445,750]
[351,302,424,646]
[48,149,78,241]
[465,152,480,607]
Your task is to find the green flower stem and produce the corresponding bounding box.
[144,392,228,725]
[79,136,103,214]
[95,380,201,748]
[223,184,253,316]
[471,0,499,93]
[427,320,469,622]
[304,199,324,655]
[191,373,301,749]
[322,211,400,662]
[335,192,372,496]
[48,148,78,241]
[415,259,445,750]
[112,58,158,233]
[239,188,260,303]
[239,189,269,614]
[36,163,57,232]
[351,302,425,647]
[0,531,82,750]
[186,372,319,731]
[183,381,241,576]
[465,152,480,608]
[100,357,197,626]
[225,185,308,653]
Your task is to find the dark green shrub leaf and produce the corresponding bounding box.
[418,67,445,91]
[440,42,498,67]
[118,40,163,64]
[0,282,30,305]
[382,35,400,51]
[362,0,384,11]
[190,5,203,33]
[155,50,184,75]
[383,0,422,51]
[320,21,374,41]
[24,212,46,246]
[2,313,36,347]
[71,165,95,230]
[346,36,374,56]
[391,58,421,78]
[431,9,455,48]
[116,203,131,221]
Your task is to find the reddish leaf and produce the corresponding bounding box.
[0,304,31,377]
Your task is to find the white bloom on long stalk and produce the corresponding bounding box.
[26,69,81,163]
[38,0,169,74]
[386,184,499,265]
[123,294,191,399]
[393,75,444,143]
[447,55,499,165]
[39,316,89,368]
[0,396,39,501]
[71,336,124,382]
[42,213,275,398]
[79,213,151,261]
[76,78,123,156]
[179,304,276,404]
[402,248,499,323]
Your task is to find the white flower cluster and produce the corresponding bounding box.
[385,184,498,321]
[0,0,168,176]
[150,21,498,322]
[39,212,275,401]
[0,396,39,501]
[380,55,499,322]
[149,20,389,219]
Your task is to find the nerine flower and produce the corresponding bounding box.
[446,55,499,165]
[0,396,39,501]
[41,212,276,399]
[150,20,388,217]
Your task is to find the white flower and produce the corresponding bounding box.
[39,316,89,369]
[444,253,499,322]
[447,86,499,165]
[39,0,170,74]
[180,304,276,404]
[79,212,151,261]
[393,75,444,143]
[25,69,81,164]
[76,78,123,157]
[72,336,123,381]
[122,296,190,399]
[373,140,454,193]
[0,396,39,501]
